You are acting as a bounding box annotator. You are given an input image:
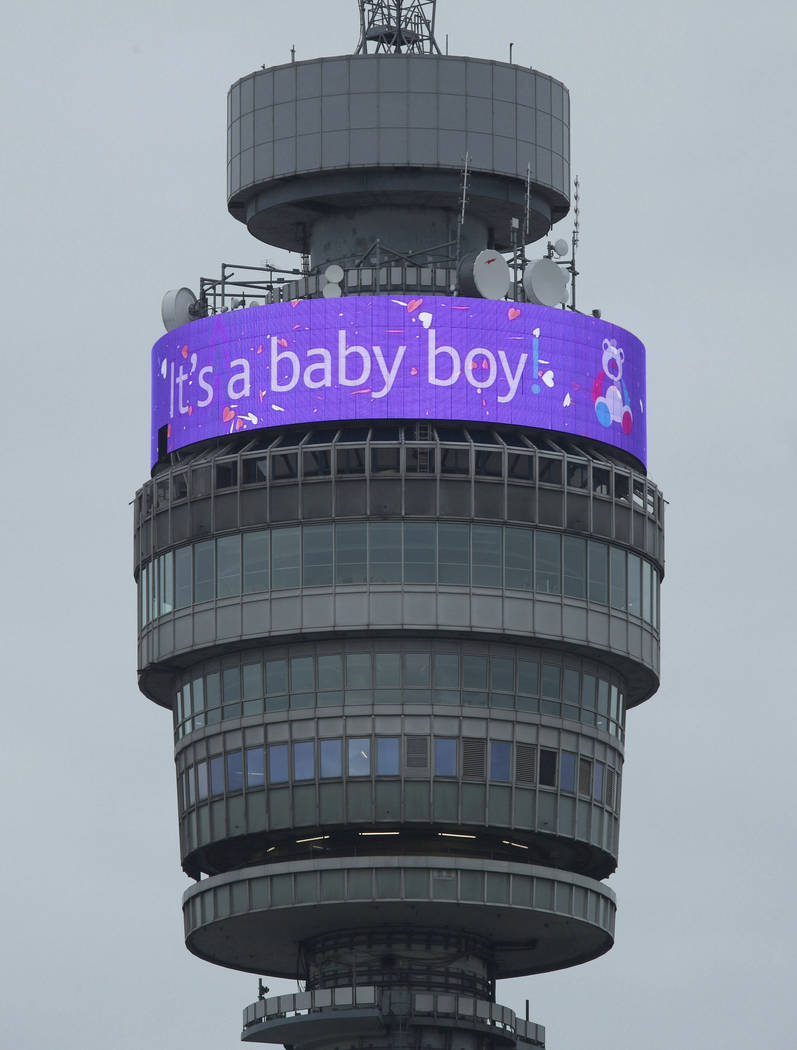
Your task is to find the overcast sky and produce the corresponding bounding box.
[2,1,795,1047]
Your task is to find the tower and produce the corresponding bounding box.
[135,3,664,1047]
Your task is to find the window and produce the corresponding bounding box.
[475,449,502,477]
[303,448,331,477]
[433,653,459,688]
[243,456,268,484]
[563,536,586,598]
[227,751,244,792]
[318,654,343,690]
[643,561,653,624]
[508,452,533,481]
[336,447,365,475]
[375,652,400,687]
[336,523,367,584]
[538,457,562,485]
[489,740,511,782]
[404,522,436,583]
[535,532,561,594]
[560,751,576,792]
[215,460,237,489]
[266,659,288,696]
[272,529,300,589]
[346,653,371,689]
[291,656,314,693]
[293,741,315,780]
[369,522,402,583]
[246,747,265,788]
[472,525,502,587]
[593,761,605,802]
[243,531,269,593]
[320,739,342,778]
[609,547,626,610]
[539,749,557,787]
[271,451,297,480]
[588,541,608,605]
[159,551,174,615]
[197,761,208,801]
[505,528,532,590]
[348,738,371,776]
[440,447,470,475]
[175,547,192,608]
[578,757,593,796]
[209,756,224,796]
[628,553,642,616]
[268,744,289,784]
[302,524,333,586]
[404,652,430,688]
[194,540,215,602]
[217,535,241,597]
[222,665,241,703]
[371,447,400,473]
[438,523,469,585]
[377,737,400,775]
[434,737,457,776]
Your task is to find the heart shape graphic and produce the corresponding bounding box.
[407,298,423,313]
[181,345,189,359]
[222,406,235,423]
[508,307,521,321]
[542,370,555,388]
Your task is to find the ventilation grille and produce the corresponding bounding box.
[406,736,430,769]
[515,743,537,785]
[462,738,486,780]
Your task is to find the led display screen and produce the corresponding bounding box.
[151,295,647,466]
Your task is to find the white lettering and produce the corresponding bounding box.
[197,366,214,407]
[372,344,406,398]
[169,362,175,419]
[338,331,371,386]
[464,348,497,389]
[176,364,189,415]
[497,351,528,403]
[270,339,299,393]
[227,358,251,399]
[427,330,460,386]
[304,347,332,389]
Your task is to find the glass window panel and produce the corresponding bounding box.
[318,654,343,690]
[610,684,619,722]
[348,738,371,776]
[303,524,333,586]
[139,564,148,625]
[440,446,470,474]
[628,553,642,616]
[404,522,436,583]
[336,522,367,584]
[291,656,314,693]
[463,654,488,690]
[563,536,586,598]
[406,445,435,473]
[303,448,331,477]
[266,659,288,695]
[320,739,342,778]
[610,547,627,610]
[535,531,561,594]
[268,744,289,784]
[505,528,533,591]
[567,462,588,489]
[210,756,225,796]
[475,449,502,477]
[539,749,557,786]
[215,460,237,489]
[541,663,561,698]
[222,665,241,702]
[489,740,511,782]
[597,679,609,731]
[371,447,400,473]
[588,541,608,604]
[346,653,371,689]
[243,531,269,593]
[272,452,297,480]
[193,676,205,713]
[194,540,215,602]
[217,535,241,597]
[593,761,605,801]
[227,751,244,792]
[206,672,221,709]
[246,747,265,788]
[197,761,208,800]
[433,652,460,688]
[582,673,596,710]
[375,652,401,687]
[538,457,562,485]
[377,737,400,775]
[472,525,502,587]
[160,551,174,615]
[438,523,470,585]
[434,737,457,776]
[491,657,514,693]
[369,522,402,583]
[336,447,365,475]
[643,561,652,623]
[272,528,300,589]
[563,667,580,704]
[293,741,315,780]
[243,456,269,484]
[517,659,539,695]
[508,451,533,480]
[560,751,576,792]
[242,661,262,700]
[592,466,610,495]
[187,768,196,806]
[404,652,430,688]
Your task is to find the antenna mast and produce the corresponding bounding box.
[356,1,442,54]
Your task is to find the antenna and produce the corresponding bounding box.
[454,150,470,290]
[569,175,580,310]
[355,1,442,54]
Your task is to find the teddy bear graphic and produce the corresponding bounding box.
[592,339,633,435]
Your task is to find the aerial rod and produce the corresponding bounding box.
[355,1,441,55]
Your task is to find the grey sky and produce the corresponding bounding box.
[2,1,794,1047]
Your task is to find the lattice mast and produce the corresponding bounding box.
[356,0,441,54]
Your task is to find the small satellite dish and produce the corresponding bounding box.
[553,238,569,258]
[324,264,345,285]
[458,250,511,300]
[322,282,342,299]
[161,287,198,332]
[523,258,569,307]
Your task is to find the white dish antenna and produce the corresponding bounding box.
[322,263,344,298]
[552,238,569,258]
[458,250,511,300]
[523,258,569,307]
[161,287,198,332]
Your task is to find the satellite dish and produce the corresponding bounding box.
[553,238,569,258]
[324,264,345,284]
[458,250,511,300]
[161,287,198,332]
[322,282,342,299]
[523,258,569,307]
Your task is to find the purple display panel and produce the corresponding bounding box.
[151,295,647,467]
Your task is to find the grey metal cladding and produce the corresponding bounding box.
[227,55,570,198]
